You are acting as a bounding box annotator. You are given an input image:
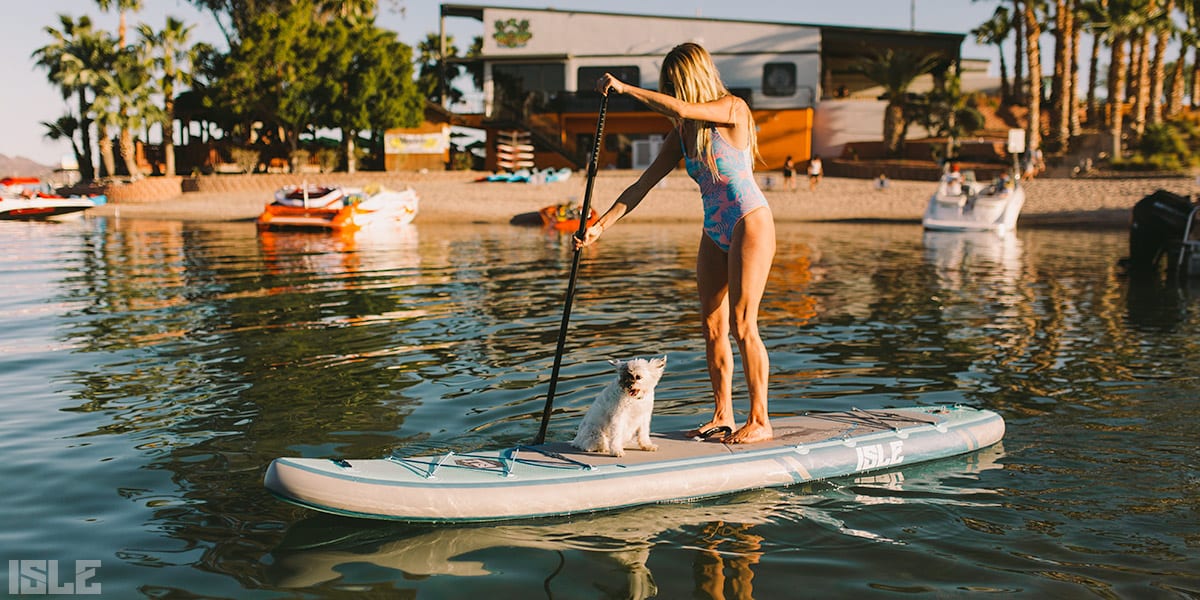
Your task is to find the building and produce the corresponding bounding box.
[438,4,976,173]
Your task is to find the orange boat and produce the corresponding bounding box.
[257,184,418,231]
[539,203,597,232]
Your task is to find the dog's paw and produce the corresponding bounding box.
[610,449,625,457]
[640,443,658,452]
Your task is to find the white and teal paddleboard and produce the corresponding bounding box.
[264,405,1004,523]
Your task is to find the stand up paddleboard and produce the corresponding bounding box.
[264,405,1004,523]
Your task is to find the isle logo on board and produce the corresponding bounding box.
[493,18,532,48]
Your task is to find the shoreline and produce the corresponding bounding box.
[85,170,1198,229]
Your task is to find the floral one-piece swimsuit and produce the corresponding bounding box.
[681,126,769,251]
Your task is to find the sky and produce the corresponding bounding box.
[2,1,1005,167]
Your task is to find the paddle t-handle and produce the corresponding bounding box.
[533,92,610,445]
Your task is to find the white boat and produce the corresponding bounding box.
[257,184,418,231]
[922,170,1025,235]
[0,177,106,221]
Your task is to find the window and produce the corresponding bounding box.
[492,63,565,117]
[578,66,641,94]
[492,63,565,95]
[762,62,797,97]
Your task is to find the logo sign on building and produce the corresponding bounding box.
[493,18,532,48]
[8,560,102,595]
[384,129,450,155]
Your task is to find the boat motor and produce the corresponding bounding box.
[1128,189,1196,275]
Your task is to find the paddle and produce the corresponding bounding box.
[533,92,610,445]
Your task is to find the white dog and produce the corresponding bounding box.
[571,356,667,457]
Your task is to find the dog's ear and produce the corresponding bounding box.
[650,355,667,369]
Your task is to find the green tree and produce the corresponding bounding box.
[32,15,114,181]
[185,0,380,45]
[138,17,199,177]
[321,22,422,172]
[851,48,943,156]
[218,1,330,161]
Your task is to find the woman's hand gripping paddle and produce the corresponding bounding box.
[533,92,610,445]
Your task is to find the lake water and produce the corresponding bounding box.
[1,215,1198,598]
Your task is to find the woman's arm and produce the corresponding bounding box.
[597,73,740,126]
[575,128,683,248]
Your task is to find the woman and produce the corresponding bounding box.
[575,42,776,444]
[807,155,822,191]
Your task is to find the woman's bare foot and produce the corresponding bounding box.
[723,422,773,444]
[686,421,735,439]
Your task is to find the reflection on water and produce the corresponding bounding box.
[1,218,1198,597]
[266,444,1005,598]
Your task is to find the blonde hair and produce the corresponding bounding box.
[658,42,760,175]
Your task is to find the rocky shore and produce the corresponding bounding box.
[85,170,1198,229]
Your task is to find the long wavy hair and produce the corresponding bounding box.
[658,42,760,175]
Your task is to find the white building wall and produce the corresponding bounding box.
[480,8,821,110]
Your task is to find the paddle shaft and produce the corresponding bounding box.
[534,93,610,445]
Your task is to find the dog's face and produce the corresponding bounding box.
[609,356,667,399]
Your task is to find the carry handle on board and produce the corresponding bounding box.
[533,92,610,445]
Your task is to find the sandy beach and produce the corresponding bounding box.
[85,170,1198,228]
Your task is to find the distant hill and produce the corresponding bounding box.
[0,154,54,178]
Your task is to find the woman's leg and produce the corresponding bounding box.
[687,233,736,437]
[725,207,776,444]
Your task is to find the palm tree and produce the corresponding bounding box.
[1105,0,1148,159]
[1191,0,1200,109]
[1147,0,1175,124]
[973,6,1014,104]
[851,48,943,156]
[95,0,143,46]
[138,17,197,177]
[1021,0,1044,156]
[1050,0,1076,152]
[32,15,114,181]
[417,32,466,106]
[1130,16,1151,137]
[41,115,83,170]
[1078,0,1107,125]
[1167,0,1198,116]
[1120,1,1158,139]
[91,48,161,179]
[1011,0,1027,105]
[1070,0,1085,134]
[910,73,987,160]
[97,0,145,178]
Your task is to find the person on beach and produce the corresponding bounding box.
[782,155,796,191]
[807,155,822,191]
[575,42,775,445]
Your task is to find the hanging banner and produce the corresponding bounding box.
[385,128,450,155]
